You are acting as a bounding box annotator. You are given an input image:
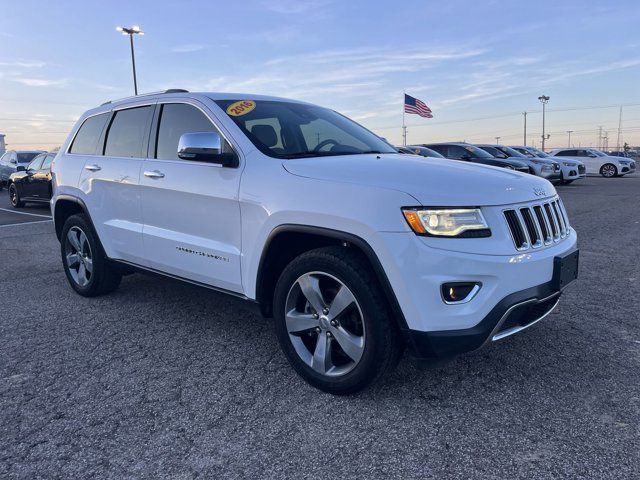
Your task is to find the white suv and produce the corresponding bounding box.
[549,148,636,177]
[51,90,579,394]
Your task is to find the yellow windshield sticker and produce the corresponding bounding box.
[227,100,256,117]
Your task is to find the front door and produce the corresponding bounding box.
[32,153,54,199]
[140,101,243,293]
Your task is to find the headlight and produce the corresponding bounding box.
[530,159,545,165]
[402,208,490,237]
[562,162,575,167]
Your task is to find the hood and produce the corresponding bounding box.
[283,154,556,206]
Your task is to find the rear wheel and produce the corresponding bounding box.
[61,214,122,297]
[8,184,25,208]
[273,246,402,395]
[600,163,617,177]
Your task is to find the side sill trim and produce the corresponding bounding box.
[113,259,254,302]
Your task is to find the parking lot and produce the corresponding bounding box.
[0,176,638,479]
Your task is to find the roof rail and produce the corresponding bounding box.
[100,89,190,106]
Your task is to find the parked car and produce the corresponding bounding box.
[0,150,45,190]
[509,145,582,185]
[422,142,530,173]
[405,145,445,158]
[476,144,532,174]
[52,90,578,394]
[7,152,55,207]
[549,148,636,177]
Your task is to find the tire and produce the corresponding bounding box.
[8,183,25,208]
[560,179,574,185]
[600,163,617,178]
[60,213,122,297]
[273,246,403,395]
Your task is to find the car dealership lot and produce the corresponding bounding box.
[1,177,638,479]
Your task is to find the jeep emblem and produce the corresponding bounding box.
[533,187,547,197]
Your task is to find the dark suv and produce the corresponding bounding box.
[423,143,530,173]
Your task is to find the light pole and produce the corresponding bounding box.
[116,25,144,95]
[523,111,527,145]
[495,136,501,144]
[538,95,550,151]
[566,130,573,147]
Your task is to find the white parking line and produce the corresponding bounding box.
[0,207,51,218]
[0,219,53,228]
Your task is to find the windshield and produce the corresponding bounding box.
[464,145,494,159]
[17,152,41,163]
[215,99,397,159]
[478,145,507,158]
[496,146,525,158]
[407,146,445,158]
[528,147,550,158]
[590,149,606,157]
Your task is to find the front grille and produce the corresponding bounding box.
[504,197,570,251]
[553,164,560,172]
[578,164,586,174]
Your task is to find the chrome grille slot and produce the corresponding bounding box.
[519,208,540,247]
[504,210,527,250]
[544,203,558,238]
[505,197,571,251]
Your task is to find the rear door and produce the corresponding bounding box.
[33,153,54,199]
[139,100,243,293]
[77,105,152,264]
[571,149,599,174]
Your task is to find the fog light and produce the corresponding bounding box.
[441,282,481,304]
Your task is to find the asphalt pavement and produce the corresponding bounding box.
[1,176,639,479]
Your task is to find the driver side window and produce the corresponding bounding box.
[300,118,369,151]
[28,155,45,171]
[447,146,468,160]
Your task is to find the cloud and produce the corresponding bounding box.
[0,60,46,68]
[260,0,332,14]
[171,44,208,53]
[10,77,66,87]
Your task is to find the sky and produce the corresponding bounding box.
[1,0,639,151]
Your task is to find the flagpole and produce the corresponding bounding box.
[402,91,407,146]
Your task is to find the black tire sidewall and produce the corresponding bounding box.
[9,184,23,207]
[60,214,107,296]
[273,249,395,394]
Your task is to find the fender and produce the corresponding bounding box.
[256,224,409,331]
[52,194,96,242]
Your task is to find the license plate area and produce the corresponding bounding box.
[552,249,579,290]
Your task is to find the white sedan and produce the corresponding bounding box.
[549,148,636,177]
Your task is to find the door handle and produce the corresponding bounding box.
[144,170,165,179]
[85,164,101,172]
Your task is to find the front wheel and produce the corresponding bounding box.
[600,163,617,177]
[273,246,402,395]
[8,184,25,207]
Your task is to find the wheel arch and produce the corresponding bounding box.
[53,195,95,241]
[255,224,409,331]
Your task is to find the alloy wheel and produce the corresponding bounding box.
[64,226,93,287]
[602,164,616,177]
[285,271,365,377]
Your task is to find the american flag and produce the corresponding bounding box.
[404,94,433,118]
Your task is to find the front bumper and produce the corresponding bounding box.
[559,164,584,181]
[404,278,564,358]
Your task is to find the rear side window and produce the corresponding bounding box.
[41,154,54,170]
[105,106,153,158]
[155,103,227,160]
[70,113,109,155]
[556,150,574,156]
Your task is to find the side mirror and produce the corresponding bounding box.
[16,165,26,172]
[177,132,238,167]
